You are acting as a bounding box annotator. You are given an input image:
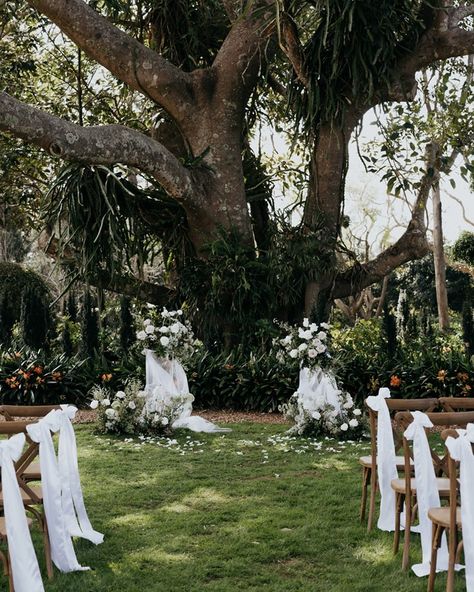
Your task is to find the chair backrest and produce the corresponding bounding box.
[395,411,474,478]
[365,397,439,465]
[439,397,474,412]
[0,421,42,504]
[0,405,60,421]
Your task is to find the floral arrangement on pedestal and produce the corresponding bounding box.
[275,319,365,439]
[89,379,193,435]
[135,307,199,366]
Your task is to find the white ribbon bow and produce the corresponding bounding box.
[404,411,449,576]
[446,423,474,590]
[0,433,44,592]
[27,410,89,572]
[365,387,397,531]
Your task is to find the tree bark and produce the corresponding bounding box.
[432,183,450,331]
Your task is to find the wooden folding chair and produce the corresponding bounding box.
[427,428,466,592]
[394,411,474,570]
[0,421,53,580]
[0,405,60,482]
[439,397,474,412]
[360,397,438,531]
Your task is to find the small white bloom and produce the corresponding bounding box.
[101,398,111,407]
[128,401,136,410]
[136,330,147,340]
[310,323,318,333]
[316,343,326,353]
[145,324,155,334]
[112,400,121,410]
[146,303,156,309]
[170,322,181,334]
[143,318,152,326]
[320,322,330,330]
[160,336,170,346]
[105,408,117,419]
[159,326,169,333]
[353,408,362,416]
[162,309,170,318]
[177,309,183,315]
[303,318,309,328]
[289,349,298,358]
[298,343,308,352]
[349,419,359,428]
[340,423,349,432]
[161,417,169,426]
[312,411,321,420]
[90,400,99,410]
[303,330,313,340]
[308,348,318,358]
[116,391,126,399]
[316,331,327,340]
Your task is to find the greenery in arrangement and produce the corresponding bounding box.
[37,422,466,592]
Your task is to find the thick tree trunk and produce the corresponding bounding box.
[432,183,450,331]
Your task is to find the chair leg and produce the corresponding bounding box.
[446,527,458,592]
[360,467,369,522]
[394,493,402,555]
[367,467,377,532]
[402,499,412,571]
[41,514,53,580]
[427,523,443,592]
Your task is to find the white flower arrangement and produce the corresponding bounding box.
[274,318,331,370]
[280,384,364,439]
[136,307,198,366]
[89,378,192,436]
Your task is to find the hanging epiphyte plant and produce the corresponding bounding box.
[286,0,428,130]
[0,262,53,349]
[42,163,190,285]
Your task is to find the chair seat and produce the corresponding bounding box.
[0,516,33,538]
[0,485,43,505]
[22,461,41,480]
[359,455,413,468]
[428,507,462,527]
[391,477,451,496]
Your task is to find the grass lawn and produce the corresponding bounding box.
[35,422,465,592]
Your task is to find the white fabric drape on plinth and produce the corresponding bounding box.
[365,387,398,532]
[145,350,231,433]
[297,367,343,416]
[404,411,449,577]
[26,411,89,572]
[446,424,474,591]
[57,405,104,544]
[0,433,44,592]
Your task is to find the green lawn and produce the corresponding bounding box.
[33,423,465,592]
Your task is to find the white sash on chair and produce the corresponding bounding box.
[58,405,104,544]
[446,424,474,591]
[404,411,449,576]
[0,433,44,592]
[26,412,89,572]
[365,387,397,531]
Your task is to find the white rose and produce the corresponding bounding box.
[136,330,147,341]
[308,348,318,358]
[177,309,183,315]
[340,423,348,432]
[146,303,156,309]
[353,408,362,416]
[316,343,326,353]
[320,322,330,330]
[145,325,155,334]
[159,326,169,333]
[289,349,298,358]
[349,419,359,428]
[90,400,99,410]
[343,400,353,409]
[116,391,126,399]
[317,331,327,340]
[170,322,181,334]
[143,318,152,326]
[169,311,176,317]
[303,318,309,328]
[101,399,111,407]
[160,336,170,346]
[303,330,313,340]
[105,408,117,419]
[310,323,318,333]
[298,343,308,352]
[312,411,321,420]
[128,401,136,410]
[162,309,170,318]
[161,417,169,426]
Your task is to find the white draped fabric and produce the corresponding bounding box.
[0,433,44,592]
[365,387,398,532]
[446,424,474,591]
[145,350,231,433]
[26,410,89,572]
[404,411,449,577]
[57,405,104,544]
[297,367,342,416]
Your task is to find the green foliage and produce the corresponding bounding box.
[453,231,474,266]
[0,262,53,348]
[288,0,424,130]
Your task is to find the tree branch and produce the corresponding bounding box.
[0,92,194,202]
[449,3,474,28]
[333,142,441,299]
[280,13,309,88]
[27,0,194,121]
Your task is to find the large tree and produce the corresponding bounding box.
[1,0,474,344]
